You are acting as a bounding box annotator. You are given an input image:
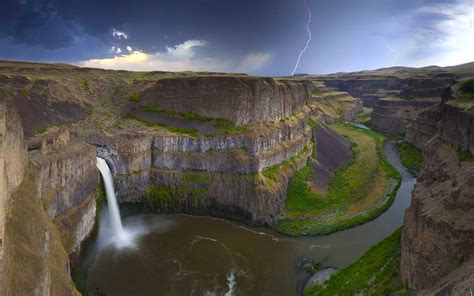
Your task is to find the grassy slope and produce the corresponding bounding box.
[354,107,372,125]
[277,122,400,236]
[304,228,408,296]
[399,142,422,174]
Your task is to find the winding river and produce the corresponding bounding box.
[82,140,415,296]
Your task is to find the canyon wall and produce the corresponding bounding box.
[0,61,366,294]
[316,76,404,107]
[131,76,312,125]
[92,107,313,225]
[370,99,436,135]
[401,104,474,293]
[1,101,85,294]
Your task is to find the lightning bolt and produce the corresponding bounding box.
[377,36,400,67]
[291,0,312,76]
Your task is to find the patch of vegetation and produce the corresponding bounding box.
[80,78,91,92]
[1,87,9,97]
[35,125,48,134]
[140,105,247,135]
[277,123,401,236]
[459,78,474,94]
[181,111,212,122]
[143,104,177,116]
[399,142,422,174]
[168,127,200,137]
[96,177,107,212]
[262,144,311,181]
[457,148,474,162]
[21,88,30,98]
[146,172,210,211]
[72,178,107,294]
[305,228,409,296]
[355,107,372,125]
[212,118,248,135]
[128,92,141,102]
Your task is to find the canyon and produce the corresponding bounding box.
[0,60,473,295]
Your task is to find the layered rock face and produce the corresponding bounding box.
[0,95,28,292]
[132,76,312,125]
[406,104,474,152]
[316,76,404,107]
[401,136,474,291]
[308,91,363,123]
[92,107,313,225]
[370,99,436,134]
[0,60,365,294]
[401,100,474,293]
[1,101,84,294]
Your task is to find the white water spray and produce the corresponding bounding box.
[96,157,127,243]
[291,0,312,76]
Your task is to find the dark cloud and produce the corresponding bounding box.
[0,0,471,74]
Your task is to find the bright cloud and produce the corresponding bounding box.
[237,52,272,72]
[80,40,271,73]
[112,28,128,40]
[399,1,474,67]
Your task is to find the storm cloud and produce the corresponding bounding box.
[0,0,472,75]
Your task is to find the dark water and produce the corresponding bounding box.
[84,141,415,296]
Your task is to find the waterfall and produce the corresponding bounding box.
[96,157,126,241]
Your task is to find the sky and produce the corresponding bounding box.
[0,0,473,75]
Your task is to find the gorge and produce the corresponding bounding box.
[0,60,473,295]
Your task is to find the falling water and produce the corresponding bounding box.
[96,157,126,242]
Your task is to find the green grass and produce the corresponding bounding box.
[262,144,311,181]
[212,118,248,135]
[355,108,372,125]
[128,92,141,102]
[35,125,48,134]
[21,88,30,98]
[167,127,199,137]
[459,78,474,94]
[140,105,247,135]
[143,104,177,116]
[457,148,474,162]
[277,123,401,236]
[304,228,409,296]
[80,78,91,92]
[181,111,212,122]
[146,172,210,211]
[1,87,9,97]
[399,142,422,174]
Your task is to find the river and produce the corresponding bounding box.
[83,140,415,296]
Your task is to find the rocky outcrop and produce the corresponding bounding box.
[0,95,28,245]
[132,76,312,125]
[401,136,474,290]
[29,129,98,256]
[0,95,28,292]
[92,114,312,225]
[406,104,474,152]
[0,97,85,295]
[308,92,363,123]
[370,99,437,135]
[316,76,405,107]
[3,164,80,296]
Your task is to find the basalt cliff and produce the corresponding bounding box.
[1,60,473,295]
[0,60,363,295]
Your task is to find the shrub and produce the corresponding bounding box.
[459,78,474,94]
[128,93,141,102]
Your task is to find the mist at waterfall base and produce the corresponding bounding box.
[95,157,160,250]
[85,143,415,295]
